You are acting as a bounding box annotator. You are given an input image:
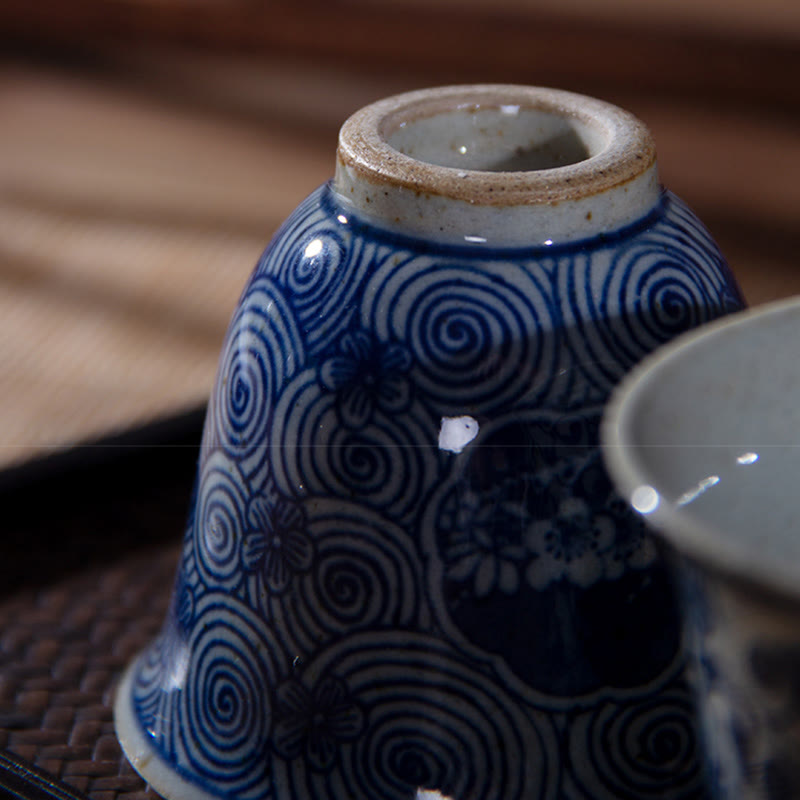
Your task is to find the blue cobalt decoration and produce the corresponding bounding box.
[115,86,744,800]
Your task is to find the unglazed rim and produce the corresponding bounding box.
[333,84,660,245]
[337,84,655,207]
[602,296,800,606]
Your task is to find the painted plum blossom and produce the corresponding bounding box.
[242,494,313,594]
[442,487,530,597]
[436,437,658,595]
[273,675,365,772]
[524,497,615,588]
[319,331,412,429]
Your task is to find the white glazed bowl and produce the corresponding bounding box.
[602,295,800,600]
[602,295,800,798]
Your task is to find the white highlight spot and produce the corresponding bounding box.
[417,791,455,800]
[458,145,468,154]
[737,452,759,465]
[631,485,660,514]
[677,475,721,507]
[543,239,553,246]
[464,235,487,244]
[304,238,323,259]
[439,416,479,454]
[500,104,520,116]
[165,642,189,690]
[337,214,348,224]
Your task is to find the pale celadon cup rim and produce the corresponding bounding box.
[602,295,800,604]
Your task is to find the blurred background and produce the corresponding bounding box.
[1,0,799,476]
[0,7,797,797]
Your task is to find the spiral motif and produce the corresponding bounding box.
[255,186,324,279]
[179,594,286,797]
[362,256,556,414]
[666,193,735,270]
[604,243,717,357]
[208,276,303,479]
[284,231,348,300]
[327,428,399,497]
[193,451,248,591]
[272,632,560,800]
[569,685,703,799]
[263,500,422,654]
[666,196,743,313]
[269,370,437,523]
[256,185,380,355]
[558,194,741,398]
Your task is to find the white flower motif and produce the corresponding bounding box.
[319,331,412,429]
[524,497,615,589]
[443,491,528,597]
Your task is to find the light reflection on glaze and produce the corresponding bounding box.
[677,475,721,507]
[631,485,660,514]
[303,238,323,259]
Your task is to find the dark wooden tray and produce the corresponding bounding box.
[0,412,205,799]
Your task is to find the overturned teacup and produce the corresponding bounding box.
[603,297,800,799]
[114,85,745,800]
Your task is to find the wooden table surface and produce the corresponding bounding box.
[0,39,798,475]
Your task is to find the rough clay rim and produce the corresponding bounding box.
[602,296,800,605]
[337,84,656,206]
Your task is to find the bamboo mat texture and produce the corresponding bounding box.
[1,50,799,475]
[0,544,175,799]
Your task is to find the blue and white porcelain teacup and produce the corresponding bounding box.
[114,85,745,800]
[603,296,800,799]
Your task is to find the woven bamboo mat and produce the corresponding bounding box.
[0,543,176,799]
[0,410,201,799]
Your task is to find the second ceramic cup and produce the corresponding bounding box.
[604,297,800,800]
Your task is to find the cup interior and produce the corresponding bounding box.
[603,298,800,596]
[385,107,600,171]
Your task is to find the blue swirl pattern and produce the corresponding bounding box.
[179,596,284,796]
[192,451,248,592]
[251,500,425,655]
[133,594,287,799]
[269,370,439,523]
[257,193,377,353]
[557,194,741,401]
[569,682,704,799]
[271,633,560,800]
[128,182,743,799]
[363,256,558,414]
[132,628,183,752]
[206,277,304,482]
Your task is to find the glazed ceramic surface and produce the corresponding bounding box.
[115,85,744,800]
[602,297,800,799]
